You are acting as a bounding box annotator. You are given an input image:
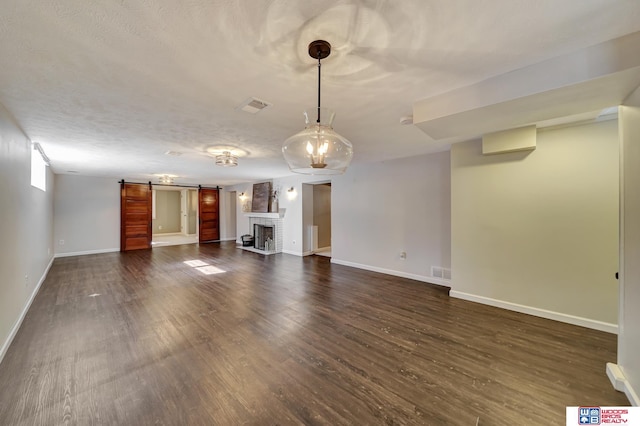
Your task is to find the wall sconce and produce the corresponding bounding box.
[286,187,297,200]
[239,192,247,200]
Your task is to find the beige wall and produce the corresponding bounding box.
[451,120,619,329]
[153,190,181,234]
[0,103,54,362]
[313,184,331,248]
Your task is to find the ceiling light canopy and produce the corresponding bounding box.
[282,40,353,175]
[216,151,238,167]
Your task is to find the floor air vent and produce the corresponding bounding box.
[431,266,451,281]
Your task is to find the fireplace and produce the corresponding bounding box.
[253,224,275,251]
[242,210,285,255]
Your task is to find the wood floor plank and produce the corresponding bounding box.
[0,242,628,425]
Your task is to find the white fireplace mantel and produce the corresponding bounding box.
[244,209,286,219]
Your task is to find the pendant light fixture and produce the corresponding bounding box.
[282,40,353,175]
[215,151,238,167]
[158,174,175,184]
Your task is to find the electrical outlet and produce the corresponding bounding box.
[24,274,29,287]
[400,251,407,260]
[292,240,296,245]
[59,239,64,245]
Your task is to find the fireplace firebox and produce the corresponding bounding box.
[253,224,275,251]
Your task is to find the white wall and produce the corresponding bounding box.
[276,178,305,255]
[53,175,120,256]
[222,191,237,241]
[227,176,329,254]
[0,103,54,363]
[331,151,451,285]
[615,86,640,405]
[225,183,253,243]
[451,120,619,332]
[231,154,450,270]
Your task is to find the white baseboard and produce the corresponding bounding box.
[282,249,303,257]
[0,255,54,365]
[55,248,119,258]
[450,290,618,334]
[220,237,236,242]
[607,362,640,406]
[329,258,451,288]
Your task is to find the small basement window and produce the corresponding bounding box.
[31,143,48,191]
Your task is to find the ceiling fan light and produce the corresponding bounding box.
[215,151,238,167]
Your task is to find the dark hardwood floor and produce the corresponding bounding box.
[0,242,628,425]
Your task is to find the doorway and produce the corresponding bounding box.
[151,187,198,247]
[302,182,332,257]
[121,183,219,251]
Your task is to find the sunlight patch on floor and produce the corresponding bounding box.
[184,260,208,267]
[195,266,226,275]
[183,259,226,275]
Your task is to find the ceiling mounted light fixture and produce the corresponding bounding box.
[282,40,353,175]
[215,151,238,167]
[158,175,174,184]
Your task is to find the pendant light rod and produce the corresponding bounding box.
[317,55,321,124]
[308,40,331,125]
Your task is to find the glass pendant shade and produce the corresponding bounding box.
[282,108,353,175]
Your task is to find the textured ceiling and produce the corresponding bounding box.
[1,0,640,185]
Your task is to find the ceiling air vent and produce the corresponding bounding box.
[237,97,271,114]
[164,150,183,156]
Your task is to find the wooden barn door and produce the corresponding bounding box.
[120,182,152,251]
[199,188,220,243]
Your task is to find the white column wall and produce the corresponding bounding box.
[0,103,54,363]
[614,86,640,405]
